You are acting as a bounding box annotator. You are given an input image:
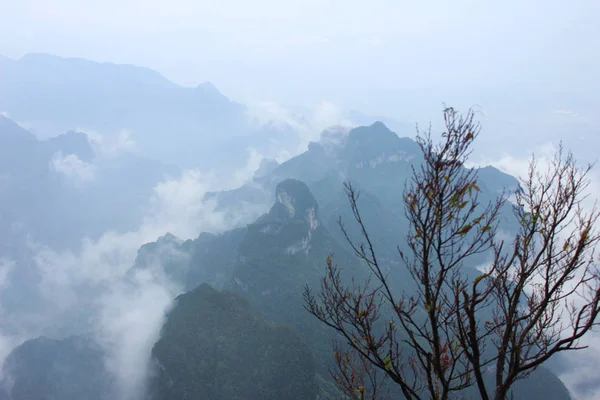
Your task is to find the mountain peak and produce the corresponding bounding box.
[239,179,321,257]
[370,120,387,129]
[339,122,420,165]
[17,53,177,89]
[254,158,279,179]
[157,232,181,244]
[195,81,221,95]
[0,115,36,142]
[192,81,240,109]
[273,179,319,221]
[44,130,95,161]
[346,110,409,134]
[348,121,397,142]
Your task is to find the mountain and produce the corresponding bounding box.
[2,336,115,400]
[0,119,574,399]
[137,179,365,355]
[148,283,318,400]
[205,123,418,216]
[0,115,178,253]
[0,54,301,170]
[209,121,519,266]
[135,122,571,398]
[143,121,517,312]
[136,174,570,399]
[133,228,248,291]
[131,178,367,388]
[140,178,366,327]
[346,109,410,134]
[0,116,182,340]
[225,179,363,321]
[207,122,424,219]
[459,366,574,400]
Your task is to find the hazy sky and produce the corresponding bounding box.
[1,0,599,156]
[1,3,599,398]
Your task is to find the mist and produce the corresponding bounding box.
[0,100,352,399]
[0,1,599,399]
[1,153,221,393]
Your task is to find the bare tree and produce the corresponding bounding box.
[303,107,600,400]
[330,342,389,400]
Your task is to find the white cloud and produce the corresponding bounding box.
[0,259,13,290]
[98,266,178,400]
[143,169,230,239]
[551,109,595,124]
[552,109,580,117]
[470,142,557,179]
[30,168,229,312]
[313,101,354,130]
[233,148,265,185]
[29,232,183,400]
[33,146,267,310]
[49,151,96,183]
[559,337,600,400]
[473,141,600,212]
[0,260,28,385]
[0,334,24,383]
[246,100,355,160]
[83,129,136,158]
[24,191,214,399]
[8,149,271,399]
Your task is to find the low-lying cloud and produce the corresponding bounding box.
[98,265,179,400]
[80,128,137,159]
[1,147,271,399]
[50,151,97,183]
[246,99,355,160]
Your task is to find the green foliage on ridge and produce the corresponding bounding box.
[149,283,318,400]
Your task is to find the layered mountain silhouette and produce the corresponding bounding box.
[0,54,302,170]
[0,54,431,172]
[1,120,574,399]
[209,121,519,265]
[0,115,180,341]
[0,115,178,253]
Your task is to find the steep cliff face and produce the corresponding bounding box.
[133,228,247,292]
[241,179,323,257]
[148,283,317,400]
[221,179,365,380]
[123,123,565,400]
[227,179,360,321]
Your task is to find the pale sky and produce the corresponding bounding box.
[1,0,599,156]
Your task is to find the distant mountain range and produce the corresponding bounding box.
[0,53,416,172]
[1,52,593,399]
[0,53,307,170]
[0,115,178,253]
[0,115,180,340]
